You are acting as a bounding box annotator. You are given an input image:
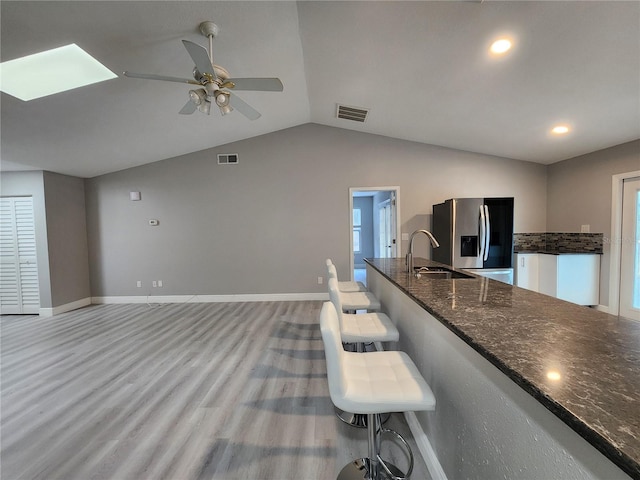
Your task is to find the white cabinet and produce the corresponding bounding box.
[515,254,539,291]
[539,254,600,306]
[515,253,600,306]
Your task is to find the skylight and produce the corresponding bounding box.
[0,44,117,101]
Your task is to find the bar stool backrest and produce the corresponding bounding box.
[327,278,346,327]
[319,301,348,402]
[327,263,338,281]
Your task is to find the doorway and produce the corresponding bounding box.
[610,170,640,319]
[0,197,40,314]
[619,176,640,320]
[349,187,400,284]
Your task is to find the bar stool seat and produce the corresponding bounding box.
[326,259,367,292]
[320,301,435,480]
[341,314,399,343]
[339,290,381,312]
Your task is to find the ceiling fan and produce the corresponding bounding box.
[123,21,283,120]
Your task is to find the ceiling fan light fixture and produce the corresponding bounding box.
[215,91,230,107]
[197,100,211,115]
[188,90,201,105]
[189,88,208,106]
[219,104,233,116]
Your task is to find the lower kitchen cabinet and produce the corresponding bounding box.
[515,253,539,291]
[516,253,600,306]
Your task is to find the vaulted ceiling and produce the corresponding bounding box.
[1,1,638,178]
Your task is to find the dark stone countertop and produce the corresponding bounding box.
[365,257,640,479]
[515,250,603,255]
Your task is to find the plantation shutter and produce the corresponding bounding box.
[0,197,40,314]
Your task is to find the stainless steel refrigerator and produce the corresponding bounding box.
[432,197,514,283]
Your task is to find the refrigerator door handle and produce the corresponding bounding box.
[484,205,491,261]
[479,205,486,261]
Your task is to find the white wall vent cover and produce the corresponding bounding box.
[336,104,369,123]
[217,153,239,164]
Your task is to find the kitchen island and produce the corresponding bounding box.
[365,257,639,480]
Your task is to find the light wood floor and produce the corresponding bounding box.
[1,301,430,480]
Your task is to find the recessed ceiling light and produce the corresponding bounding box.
[0,43,117,101]
[551,125,571,135]
[489,38,512,55]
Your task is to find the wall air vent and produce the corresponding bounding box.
[217,153,238,165]
[336,104,369,123]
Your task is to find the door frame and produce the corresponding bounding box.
[349,186,401,279]
[609,170,640,316]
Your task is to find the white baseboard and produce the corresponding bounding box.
[404,411,447,480]
[91,292,329,305]
[593,304,610,314]
[39,297,92,317]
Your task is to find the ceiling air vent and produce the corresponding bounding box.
[217,153,238,165]
[336,104,369,123]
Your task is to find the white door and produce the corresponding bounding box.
[619,177,640,320]
[0,197,40,314]
[378,199,392,258]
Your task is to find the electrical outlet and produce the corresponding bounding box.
[152,280,157,288]
[158,280,163,287]
[318,276,323,284]
[136,280,142,288]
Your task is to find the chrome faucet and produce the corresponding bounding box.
[406,229,440,273]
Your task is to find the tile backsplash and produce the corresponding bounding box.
[513,232,603,254]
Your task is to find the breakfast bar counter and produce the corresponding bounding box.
[365,257,639,479]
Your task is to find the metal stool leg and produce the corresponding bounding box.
[337,413,413,480]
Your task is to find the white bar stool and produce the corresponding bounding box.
[326,258,367,292]
[328,277,399,428]
[328,278,398,345]
[320,301,436,480]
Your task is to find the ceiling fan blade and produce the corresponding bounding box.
[227,77,283,92]
[123,71,200,85]
[179,99,197,115]
[182,40,217,80]
[228,93,261,120]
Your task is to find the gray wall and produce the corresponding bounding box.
[43,172,91,306]
[547,139,640,306]
[85,123,548,297]
[1,170,90,309]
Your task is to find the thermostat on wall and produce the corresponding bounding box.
[149,219,159,226]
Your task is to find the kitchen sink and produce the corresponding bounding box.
[413,266,475,279]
